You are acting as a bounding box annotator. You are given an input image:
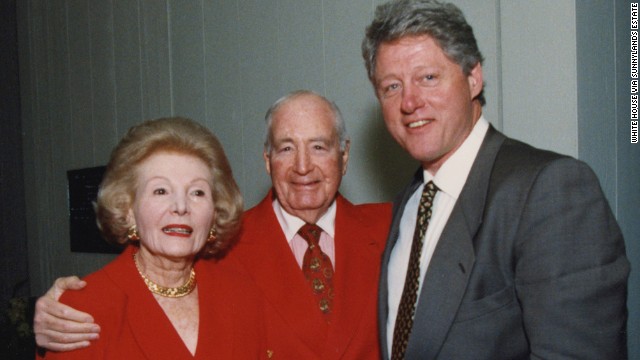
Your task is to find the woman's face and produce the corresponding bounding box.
[130,152,215,260]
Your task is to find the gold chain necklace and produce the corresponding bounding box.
[133,252,196,298]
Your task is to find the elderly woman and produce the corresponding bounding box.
[42,117,265,359]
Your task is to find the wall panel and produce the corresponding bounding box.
[202,1,245,196]
[235,0,282,206]
[89,0,118,162]
[140,0,172,119]
[614,0,640,355]
[67,0,95,166]
[113,0,144,135]
[500,1,578,157]
[171,0,206,122]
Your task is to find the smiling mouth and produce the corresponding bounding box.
[162,226,193,235]
[292,178,321,186]
[407,119,432,128]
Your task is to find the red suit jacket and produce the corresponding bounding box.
[42,245,266,359]
[222,192,391,359]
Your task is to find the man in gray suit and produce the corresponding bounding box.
[362,0,629,359]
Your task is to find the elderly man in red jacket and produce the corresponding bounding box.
[33,90,391,359]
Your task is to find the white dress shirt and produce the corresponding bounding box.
[272,199,337,269]
[386,116,490,356]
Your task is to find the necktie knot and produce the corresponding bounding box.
[422,181,438,206]
[298,223,323,247]
[416,181,438,235]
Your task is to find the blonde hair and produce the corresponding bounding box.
[95,117,243,257]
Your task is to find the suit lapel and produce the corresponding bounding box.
[191,260,234,359]
[235,193,329,354]
[324,195,382,357]
[107,247,195,359]
[402,127,506,359]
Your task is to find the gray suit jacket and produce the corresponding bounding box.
[379,127,629,359]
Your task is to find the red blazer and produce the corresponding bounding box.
[222,192,391,359]
[42,245,266,359]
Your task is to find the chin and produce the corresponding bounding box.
[292,202,324,211]
[160,246,200,258]
[290,194,324,205]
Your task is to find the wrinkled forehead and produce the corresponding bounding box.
[274,94,334,119]
[270,97,338,140]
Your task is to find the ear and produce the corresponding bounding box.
[467,62,483,99]
[210,209,217,230]
[341,139,351,175]
[263,150,272,175]
[126,208,136,227]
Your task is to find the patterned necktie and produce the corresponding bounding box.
[391,181,438,360]
[298,223,334,317]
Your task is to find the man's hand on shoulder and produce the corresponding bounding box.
[34,276,101,352]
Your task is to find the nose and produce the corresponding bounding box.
[293,148,311,174]
[172,193,189,215]
[400,84,425,114]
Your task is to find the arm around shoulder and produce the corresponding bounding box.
[34,276,100,354]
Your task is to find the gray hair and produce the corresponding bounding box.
[263,90,349,153]
[362,0,485,105]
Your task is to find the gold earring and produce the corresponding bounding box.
[207,227,217,243]
[127,225,140,241]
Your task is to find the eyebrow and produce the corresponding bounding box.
[273,135,334,144]
[143,176,212,186]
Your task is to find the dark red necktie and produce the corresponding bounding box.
[298,223,334,317]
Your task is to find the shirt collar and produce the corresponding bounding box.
[272,198,337,243]
[424,116,489,199]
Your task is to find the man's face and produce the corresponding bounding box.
[374,35,483,174]
[264,94,350,224]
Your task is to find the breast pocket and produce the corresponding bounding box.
[454,285,518,323]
